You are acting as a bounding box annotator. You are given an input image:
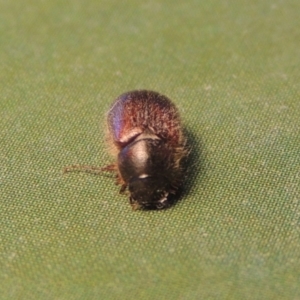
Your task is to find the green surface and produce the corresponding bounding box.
[1,0,300,299]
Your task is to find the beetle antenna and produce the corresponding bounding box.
[63,164,116,175]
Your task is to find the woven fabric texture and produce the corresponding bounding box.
[1,0,300,299]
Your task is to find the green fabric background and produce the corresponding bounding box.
[1,0,300,299]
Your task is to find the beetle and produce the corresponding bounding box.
[64,90,188,210]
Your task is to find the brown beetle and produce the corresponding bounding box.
[64,90,188,210]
